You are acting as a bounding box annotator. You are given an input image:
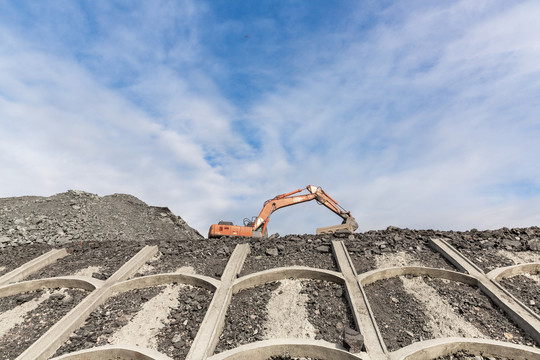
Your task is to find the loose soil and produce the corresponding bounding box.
[302,279,356,344]
[241,235,337,275]
[365,277,431,351]
[0,288,88,360]
[26,239,144,280]
[499,273,540,317]
[436,352,509,360]
[0,243,53,276]
[217,282,280,353]
[424,277,536,347]
[54,284,212,358]
[141,237,247,279]
[365,275,537,352]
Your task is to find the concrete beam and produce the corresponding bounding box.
[0,248,68,286]
[428,238,483,277]
[332,240,388,359]
[186,243,250,360]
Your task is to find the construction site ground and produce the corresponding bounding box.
[1,191,540,360]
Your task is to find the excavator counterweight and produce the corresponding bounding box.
[208,185,358,238]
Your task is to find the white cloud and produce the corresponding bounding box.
[1,1,539,236]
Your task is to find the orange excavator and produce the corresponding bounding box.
[208,185,358,238]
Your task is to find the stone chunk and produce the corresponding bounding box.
[344,327,364,353]
[316,245,330,253]
[527,238,540,251]
[265,248,279,257]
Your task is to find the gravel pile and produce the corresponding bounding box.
[0,190,201,249]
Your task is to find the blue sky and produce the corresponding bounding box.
[1,0,539,236]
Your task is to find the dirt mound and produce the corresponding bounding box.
[1,192,539,359]
[0,190,202,249]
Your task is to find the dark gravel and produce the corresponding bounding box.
[0,243,53,276]
[364,277,431,351]
[445,227,540,272]
[142,237,248,279]
[26,239,144,280]
[0,190,202,249]
[302,280,356,344]
[0,290,43,314]
[498,274,540,316]
[0,288,88,360]
[241,235,338,275]
[436,352,509,360]
[216,282,280,353]
[156,286,213,358]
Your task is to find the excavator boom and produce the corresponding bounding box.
[208,185,358,238]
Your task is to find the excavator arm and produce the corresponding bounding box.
[208,185,358,238]
[251,185,357,235]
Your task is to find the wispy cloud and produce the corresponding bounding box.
[1,1,539,235]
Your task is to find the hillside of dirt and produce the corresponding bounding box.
[0,190,202,249]
[1,191,539,359]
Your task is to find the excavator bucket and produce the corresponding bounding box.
[316,217,358,235]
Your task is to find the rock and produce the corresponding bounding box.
[50,293,66,301]
[173,340,186,349]
[16,293,34,304]
[0,235,10,243]
[503,332,514,340]
[344,327,364,353]
[527,239,540,251]
[504,239,521,248]
[316,245,330,253]
[265,248,279,257]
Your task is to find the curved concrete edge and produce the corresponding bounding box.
[110,272,219,296]
[487,262,540,281]
[232,266,345,293]
[49,344,173,360]
[358,266,478,287]
[208,339,366,360]
[390,337,540,360]
[0,276,100,298]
